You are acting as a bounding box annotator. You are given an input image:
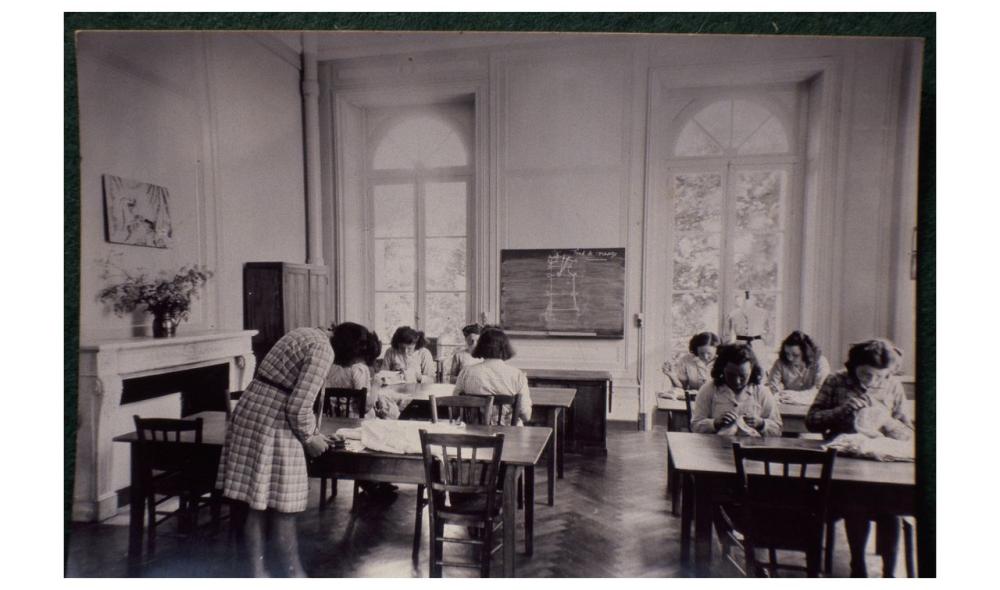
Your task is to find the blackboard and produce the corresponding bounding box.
[500,248,626,338]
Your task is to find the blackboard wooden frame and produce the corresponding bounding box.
[500,248,626,339]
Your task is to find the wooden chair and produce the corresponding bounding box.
[413,395,495,561]
[132,415,218,553]
[418,430,506,577]
[716,443,837,577]
[429,394,495,425]
[318,387,367,510]
[488,393,526,510]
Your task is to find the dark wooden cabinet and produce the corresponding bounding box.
[525,369,612,455]
[243,262,328,364]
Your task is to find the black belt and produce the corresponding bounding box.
[735,335,762,342]
[256,374,293,395]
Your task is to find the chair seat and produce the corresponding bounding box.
[441,494,504,519]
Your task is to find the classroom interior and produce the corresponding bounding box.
[67,29,927,578]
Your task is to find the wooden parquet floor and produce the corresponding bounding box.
[65,423,891,577]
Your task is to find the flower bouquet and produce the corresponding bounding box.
[98,263,213,337]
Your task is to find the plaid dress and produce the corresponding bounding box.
[217,327,333,512]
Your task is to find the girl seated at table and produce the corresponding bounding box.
[766,330,831,405]
[448,323,483,383]
[381,326,437,384]
[660,331,720,399]
[326,322,393,415]
[805,338,913,577]
[690,343,782,437]
[454,326,532,425]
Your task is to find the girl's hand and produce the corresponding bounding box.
[841,397,869,415]
[744,415,765,430]
[714,411,738,431]
[304,434,329,458]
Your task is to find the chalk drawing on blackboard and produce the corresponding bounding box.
[500,248,626,338]
[544,252,581,325]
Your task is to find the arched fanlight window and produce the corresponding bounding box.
[673,98,791,157]
[665,93,799,368]
[367,105,474,353]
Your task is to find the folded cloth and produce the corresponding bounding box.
[717,416,761,437]
[823,433,915,462]
[358,420,467,455]
[777,388,818,406]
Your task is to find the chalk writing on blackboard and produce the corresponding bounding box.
[500,248,625,338]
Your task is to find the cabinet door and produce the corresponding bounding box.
[244,265,284,361]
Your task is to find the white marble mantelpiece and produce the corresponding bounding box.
[72,329,257,522]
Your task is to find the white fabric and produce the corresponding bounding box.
[823,433,915,462]
[338,420,467,455]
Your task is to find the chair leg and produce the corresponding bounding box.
[768,548,778,577]
[824,518,836,574]
[517,475,524,510]
[481,519,493,578]
[412,485,425,563]
[146,495,157,553]
[743,541,757,577]
[903,519,916,578]
[351,480,361,512]
[210,489,222,529]
[806,548,821,577]
[430,518,444,578]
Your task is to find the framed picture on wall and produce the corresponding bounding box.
[102,174,173,248]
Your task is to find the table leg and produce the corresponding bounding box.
[503,466,517,577]
[557,409,565,479]
[693,475,713,576]
[525,466,535,556]
[680,471,692,565]
[547,410,557,506]
[127,442,144,571]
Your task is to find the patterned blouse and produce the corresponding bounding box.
[454,359,532,425]
[805,370,912,439]
[767,355,831,392]
[691,381,783,437]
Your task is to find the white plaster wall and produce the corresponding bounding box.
[76,32,306,340]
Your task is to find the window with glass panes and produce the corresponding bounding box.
[367,104,474,358]
[666,93,801,367]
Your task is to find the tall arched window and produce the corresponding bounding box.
[366,103,474,350]
[665,91,802,365]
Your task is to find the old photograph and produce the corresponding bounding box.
[64,15,932,578]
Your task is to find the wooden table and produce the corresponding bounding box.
[666,431,916,576]
[115,411,551,577]
[529,387,576,506]
[314,417,551,577]
[656,397,917,434]
[377,382,575,507]
[525,369,612,455]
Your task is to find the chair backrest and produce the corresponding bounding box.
[429,394,494,425]
[682,391,695,432]
[419,430,505,515]
[324,387,367,418]
[731,443,837,550]
[490,393,523,426]
[133,415,205,476]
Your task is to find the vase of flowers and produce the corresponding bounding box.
[98,264,213,338]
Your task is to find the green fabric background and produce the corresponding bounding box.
[64,12,935,576]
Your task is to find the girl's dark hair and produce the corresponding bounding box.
[365,330,382,366]
[711,343,765,387]
[688,331,721,355]
[472,327,515,361]
[391,326,427,350]
[779,330,820,366]
[845,338,902,375]
[461,324,481,338]
[331,322,371,367]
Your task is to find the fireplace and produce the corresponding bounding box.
[73,329,256,522]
